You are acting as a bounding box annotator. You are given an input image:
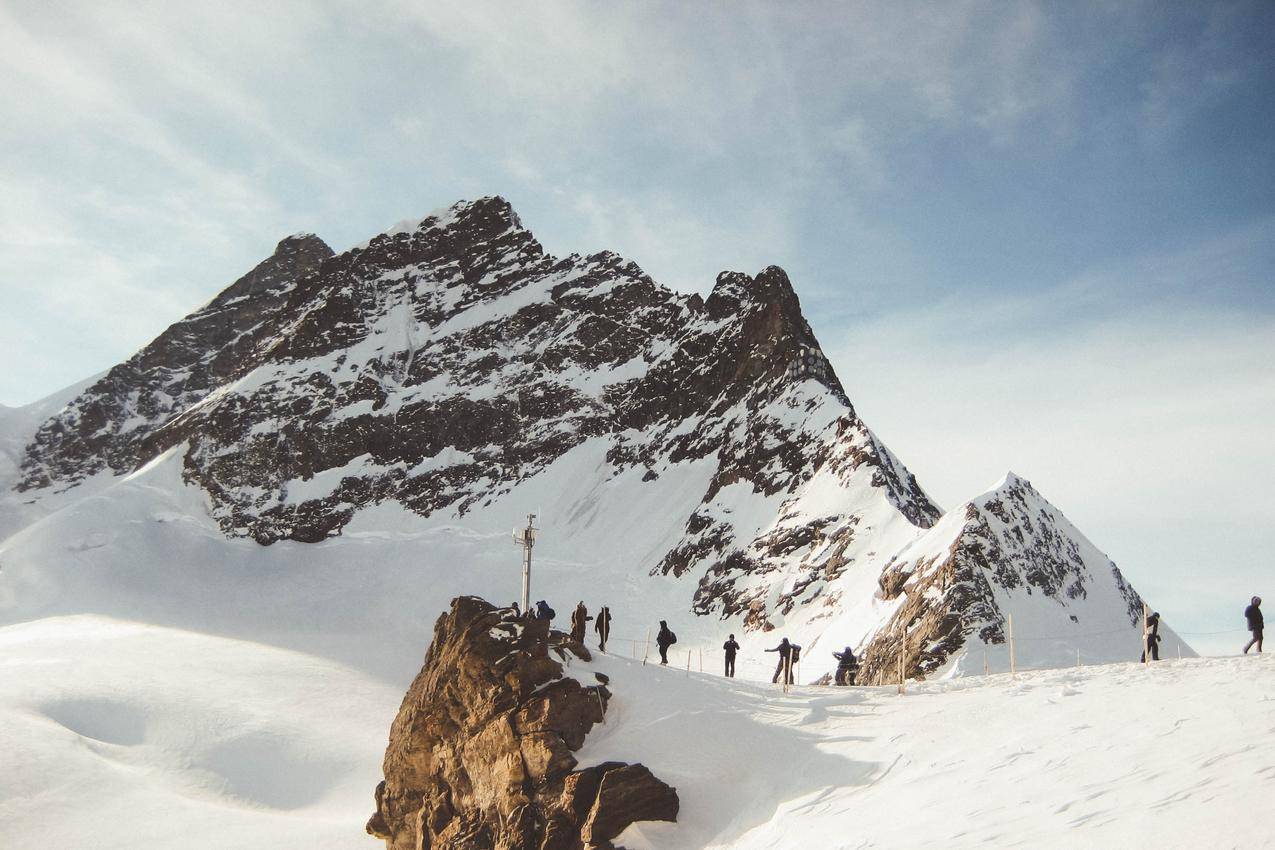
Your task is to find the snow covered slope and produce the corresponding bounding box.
[854,472,1190,683]
[0,197,1186,683]
[1,616,1266,850]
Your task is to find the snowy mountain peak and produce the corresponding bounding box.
[854,470,1185,683]
[985,469,1031,495]
[1,196,1185,688]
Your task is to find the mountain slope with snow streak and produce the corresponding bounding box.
[1,197,1183,686]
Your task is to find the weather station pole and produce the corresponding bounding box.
[513,513,538,613]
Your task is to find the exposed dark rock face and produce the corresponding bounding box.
[18,233,333,492]
[8,196,1174,680]
[855,474,1145,684]
[15,196,939,624]
[367,596,677,850]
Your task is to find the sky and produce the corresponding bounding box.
[1,0,1272,652]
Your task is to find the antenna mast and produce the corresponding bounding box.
[512,513,538,612]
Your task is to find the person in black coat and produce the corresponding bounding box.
[765,638,794,684]
[595,606,612,652]
[1244,596,1264,654]
[656,620,677,665]
[570,601,591,644]
[1141,612,1161,662]
[722,634,740,677]
[833,646,858,685]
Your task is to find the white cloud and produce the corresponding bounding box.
[824,225,1275,654]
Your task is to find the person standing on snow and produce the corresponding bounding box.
[1141,612,1161,662]
[656,620,677,665]
[570,601,591,643]
[833,646,858,685]
[595,605,612,652]
[723,634,740,678]
[766,638,795,684]
[534,600,555,623]
[1244,596,1264,654]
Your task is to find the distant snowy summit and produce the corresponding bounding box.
[4,196,1189,680]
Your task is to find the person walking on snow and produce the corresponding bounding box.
[723,634,740,678]
[1244,596,1264,654]
[1141,612,1161,662]
[656,620,677,665]
[595,606,612,652]
[766,638,795,685]
[833,646,858,685]
[570,601,591,644]
[533,600,555,623]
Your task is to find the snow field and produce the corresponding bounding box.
[0,616,401,850]
[575,650,1275,850]
[4,613,1269,850]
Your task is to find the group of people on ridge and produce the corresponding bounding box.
[514,593,1267,683]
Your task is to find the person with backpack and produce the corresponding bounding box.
[722,634,740,677]
[595,606,612,652]
[1244,596,1264,654]
[1140,612,1161,662]
[656,620,677,665]
[833,646,858,685]
[534,600,555,623]
[765,637,796,685]
[570,601,592,643]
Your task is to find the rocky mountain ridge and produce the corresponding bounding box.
[4,196,1183,679]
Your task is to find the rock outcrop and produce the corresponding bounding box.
[367,596,678,850]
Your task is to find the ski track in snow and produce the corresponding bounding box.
[1,615,1271,850]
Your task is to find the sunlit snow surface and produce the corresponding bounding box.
[1,615,1271,849]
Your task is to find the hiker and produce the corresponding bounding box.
[765,637,796,685]
[1244,596,1264,654]
[533,600,555,623]
[510,601,522,618]
[723,634,740,678]
[1141,612,1161,662]
[656,620,677,665]
[570,601,591,643]
[595,605,612,652]
[833,646,858,685]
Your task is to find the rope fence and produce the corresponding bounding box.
[569,617,1258,691]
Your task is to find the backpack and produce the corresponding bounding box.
[669,630,678,645]
[790,644,802,663]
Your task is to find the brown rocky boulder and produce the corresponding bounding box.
[367,596,678,850]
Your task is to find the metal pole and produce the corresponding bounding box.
[1008,614,1016,679]
[1142,601,1150,664]
[515,512,535,611]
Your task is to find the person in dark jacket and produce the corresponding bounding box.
[595,606,612,652]
[833,646,858,685]
[723,635,740,678]
[656,621,676,665]
[1244,596,1264,654]
[766,638,794,684]
[1141,612,1161,662]
[570,601,591,643]
[533,600,555,622]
